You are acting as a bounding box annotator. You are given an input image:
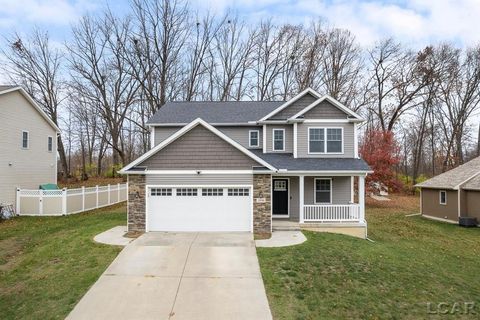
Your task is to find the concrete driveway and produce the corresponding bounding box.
[67,232,272,320]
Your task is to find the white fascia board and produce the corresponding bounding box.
[0,87,61,133]
[258,88,322,121]
[141,170,255,175]
[119,118,277,173]
[288,95,363,121]
[273,170,373,176]
[147,122,258,127]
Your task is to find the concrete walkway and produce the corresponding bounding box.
[256,231,307,247]
[94,226,133,246]
[67,232,272,320]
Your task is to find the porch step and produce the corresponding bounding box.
[273,225,301,231]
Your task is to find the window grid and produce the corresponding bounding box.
[273,129,284,151]
[315,179,331,204]
[202,188,224,196]
[274,180,287,191]
[308,128,343,154]
[176,188,198,196]
[227,188,250,196]
[151,188,172,196]
[309,128,325,153]
[249,130,259,147]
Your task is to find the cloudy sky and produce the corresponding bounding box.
[0,0,479,48]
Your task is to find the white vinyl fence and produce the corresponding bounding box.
[16,183,128,216]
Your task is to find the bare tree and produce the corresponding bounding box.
[1,30,69,177]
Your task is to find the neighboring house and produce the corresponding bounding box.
[416,157,480,225]
[0,85,60,205]
[120,88,372,238]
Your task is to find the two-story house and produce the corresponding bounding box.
[0,85,60,205]
[120,88,372,238]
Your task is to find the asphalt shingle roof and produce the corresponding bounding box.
[462,174,480,190]
[416,156,480,189]
[147,101,284,124]
[250,150,371,171]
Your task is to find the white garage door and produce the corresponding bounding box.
[146,186,252,232]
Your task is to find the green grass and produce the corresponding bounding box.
[257,195,480,319]
[0,204,126,320]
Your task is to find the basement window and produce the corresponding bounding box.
[439,190,447,205]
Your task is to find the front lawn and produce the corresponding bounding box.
[0,204,125,319]
[257,195,480,319]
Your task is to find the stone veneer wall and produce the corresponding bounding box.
[253,174,272,235]
[127,174,146,232]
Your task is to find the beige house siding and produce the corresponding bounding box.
[303,176,351,205]
[0,90,58,204]
[465,190,480,221]
[297,122,355,158]
[271,93,317,119]
[421,188,458,222]
[154,125,263,149]
[139,125,261,170]
[265,124,293,153]
[302,100,349,119]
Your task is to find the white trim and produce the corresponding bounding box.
[307,127,344,155]
[249,129,260,148]
[259,88,322,121]
[353,123,358,158]
[119,118,277,173]
[302,119,351,123]
[21,130,29,149]
[148,122,258,127]
[299,175,305,223]
[419,188,423,215]
[314,178,333,204]
[272,128,285,152]
[262,125,267,153]
[54,133,58,184]
[150,127,155,149]
[452,171,480,190]
[47,136,53,152]
[272,171,372,176]
[141,170,255,175]
[350,176,355,203]
[0,87,61,132]
[288,94,363,121]
[272,178,290,218]
[422,214,458,224]
[293,123,298,158]
[439,190,447,205]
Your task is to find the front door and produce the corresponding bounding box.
[273,179,289,216]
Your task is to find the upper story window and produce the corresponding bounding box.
[22,131,29,149]
[48,136,53,152]
[273,129,285,151]
[249,130,259,147]
[308,127,343,154]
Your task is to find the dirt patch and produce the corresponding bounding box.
[0,237,26,271]
[124,231,143,238]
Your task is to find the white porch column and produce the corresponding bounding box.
[299,175,304,223]
[359,175,365,222]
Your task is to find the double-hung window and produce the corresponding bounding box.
[249,130,259,148]
[48,136,53,152]
[22,131,29,149]
[315,178,332,204]
[273,129,285,151]
[308,128,343,154]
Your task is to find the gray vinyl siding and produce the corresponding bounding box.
[302,100,349,119]
[304,176,352,205]
[0,90,58,204]
[154,127,180,146]
[289,177,299,219]
[139,125,261,170]
[297,122,355,158]
[154,125,263,149]
[218,126,263,149]
[265,124,293,153]
[147,174,253,185]
[270,93,317,119]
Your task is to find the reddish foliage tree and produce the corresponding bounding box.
[360,129,402,192]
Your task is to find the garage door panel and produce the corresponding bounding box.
[147,187,252,232]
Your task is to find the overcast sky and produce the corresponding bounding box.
[0,0,479,48]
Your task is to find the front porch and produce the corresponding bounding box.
[271,175,367,238]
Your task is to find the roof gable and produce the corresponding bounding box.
[120,118,276,173]
[259,88,322,121]
[289,95,362,121]
[269,93,318,119]
[0,86,60,132]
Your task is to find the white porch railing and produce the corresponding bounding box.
[16,183,128,216]
[303,204,362,223]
